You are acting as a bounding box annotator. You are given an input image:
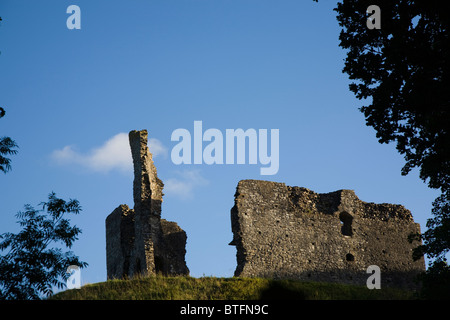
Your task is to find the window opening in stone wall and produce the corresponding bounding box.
[155,255,164,274]
[134,258,141,274]
[346,253,355,262]
[339,211,353,236]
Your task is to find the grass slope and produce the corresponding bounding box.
[50,275,415,300]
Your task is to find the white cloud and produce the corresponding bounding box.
[51,133,167,173]
[148,138,168,159]
[164,169,209,200]
[52,133,204,199]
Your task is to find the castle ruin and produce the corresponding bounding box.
[105,129,425,289]
[105,130,189,279]
[229,180,425,289]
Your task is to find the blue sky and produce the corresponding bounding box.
[0,0,441,287]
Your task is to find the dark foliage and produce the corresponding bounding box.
[0,107,18,173]
[333,0,450,295]
[0,193,87,300]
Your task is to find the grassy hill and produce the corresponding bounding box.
[50,275,416,300]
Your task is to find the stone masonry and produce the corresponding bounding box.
[229,180,425,289]
[106,130,189,279]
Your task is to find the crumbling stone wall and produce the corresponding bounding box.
[230,180,425,289]
[106,130,189,279]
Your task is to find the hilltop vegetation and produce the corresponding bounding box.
[50,275,415,300]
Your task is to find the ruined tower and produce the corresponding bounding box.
[106,130,189,279]
[230,180,425,289]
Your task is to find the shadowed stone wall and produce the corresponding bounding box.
[106,130,189,279]
[230,180,425,289]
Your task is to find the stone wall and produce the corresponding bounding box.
[229,180,425,289]
[106,130,189,279]
[106,131,425,288]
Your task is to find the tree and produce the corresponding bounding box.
[0,107,18,173]
[1,17,18,173]
[333,0,449,295]
[0,193,88,299]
